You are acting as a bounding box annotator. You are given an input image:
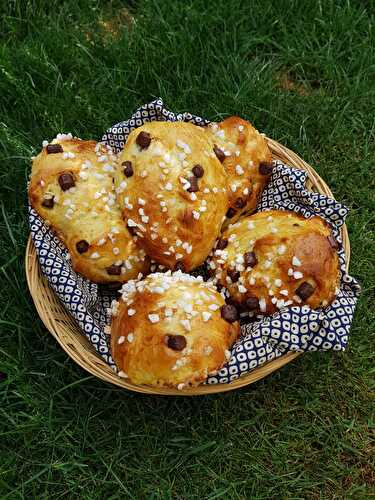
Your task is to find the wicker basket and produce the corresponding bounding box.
[25,138,350,396]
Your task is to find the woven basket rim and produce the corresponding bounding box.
[25,138,351,396]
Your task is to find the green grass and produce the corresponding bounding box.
[0,0,374,498]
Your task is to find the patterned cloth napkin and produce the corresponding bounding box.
[28,98,361,385]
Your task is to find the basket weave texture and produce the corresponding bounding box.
[25,139,350,396]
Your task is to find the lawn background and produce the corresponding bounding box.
[0,0,374,498]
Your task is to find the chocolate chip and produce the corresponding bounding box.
[165,334,186,351]
[192,164,204,178]
[227,269,240,283]
[106,264,122,276]
[327,234,339,249]
[213,145,226,163]
[174,261,185,272]
[122,161,133,177]
[76,240,89,254]
[41,196,54,209]
[136,131,151,149]
[244,297,259,310]
[295,282,315,301]
[216,238,228,250]
[220,304,238,323]
[226,208,236,218]
[216,283,223,292]
[244,251,257,268]
[58,173,75,191]
[127,224,137,236]
[46,144,63,154]
[293,223,300,227]
[187,176,199,192]
[225,297,240,307]
[259,162,274,175]
[234,197,246,209]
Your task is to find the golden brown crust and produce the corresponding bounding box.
[110,271,240,388]
[114,121,229,271]
[29,136,149,283]
[209,210,340,315]
[207,117,272,226]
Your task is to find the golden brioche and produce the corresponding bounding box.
[207,117,272,225]
[110,271,240,388]
[209,210,340,315]
[114,121,229,272]
[29,135,149,283]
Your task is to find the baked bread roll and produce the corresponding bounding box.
[209,210,340,315]
[207,117,272,225]
[114,121,229,271]
[110,271,240,388]
[29,135,149,283]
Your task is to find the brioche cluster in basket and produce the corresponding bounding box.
[29,118,340,389]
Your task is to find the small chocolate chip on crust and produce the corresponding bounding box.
[234,197,246,209]
[136,131,151,149]
[220,304,239,323]
[327,234,339,249]
[58,173,75,191]
[106,264,122,276]
[166,334,187,351]
[76,240,89,254]
[244,296,259,310]
[174,261,185,272]
[227,269,240,283]
[127,224,137,236]
[213,145,226,163]
[216,238,228,250]
[244,251,257,268]
[295,282,315,301]
[187,176,199,192]
[122,161,133,177]
[259,162,274,175]
[192,164,204,178]
[42,196,54,209]
[225,297,240,307]
[226,207,236,218]
[293,223,300,227]
[46,144,63,154]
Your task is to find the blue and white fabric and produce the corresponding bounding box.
[29,99,361,384]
